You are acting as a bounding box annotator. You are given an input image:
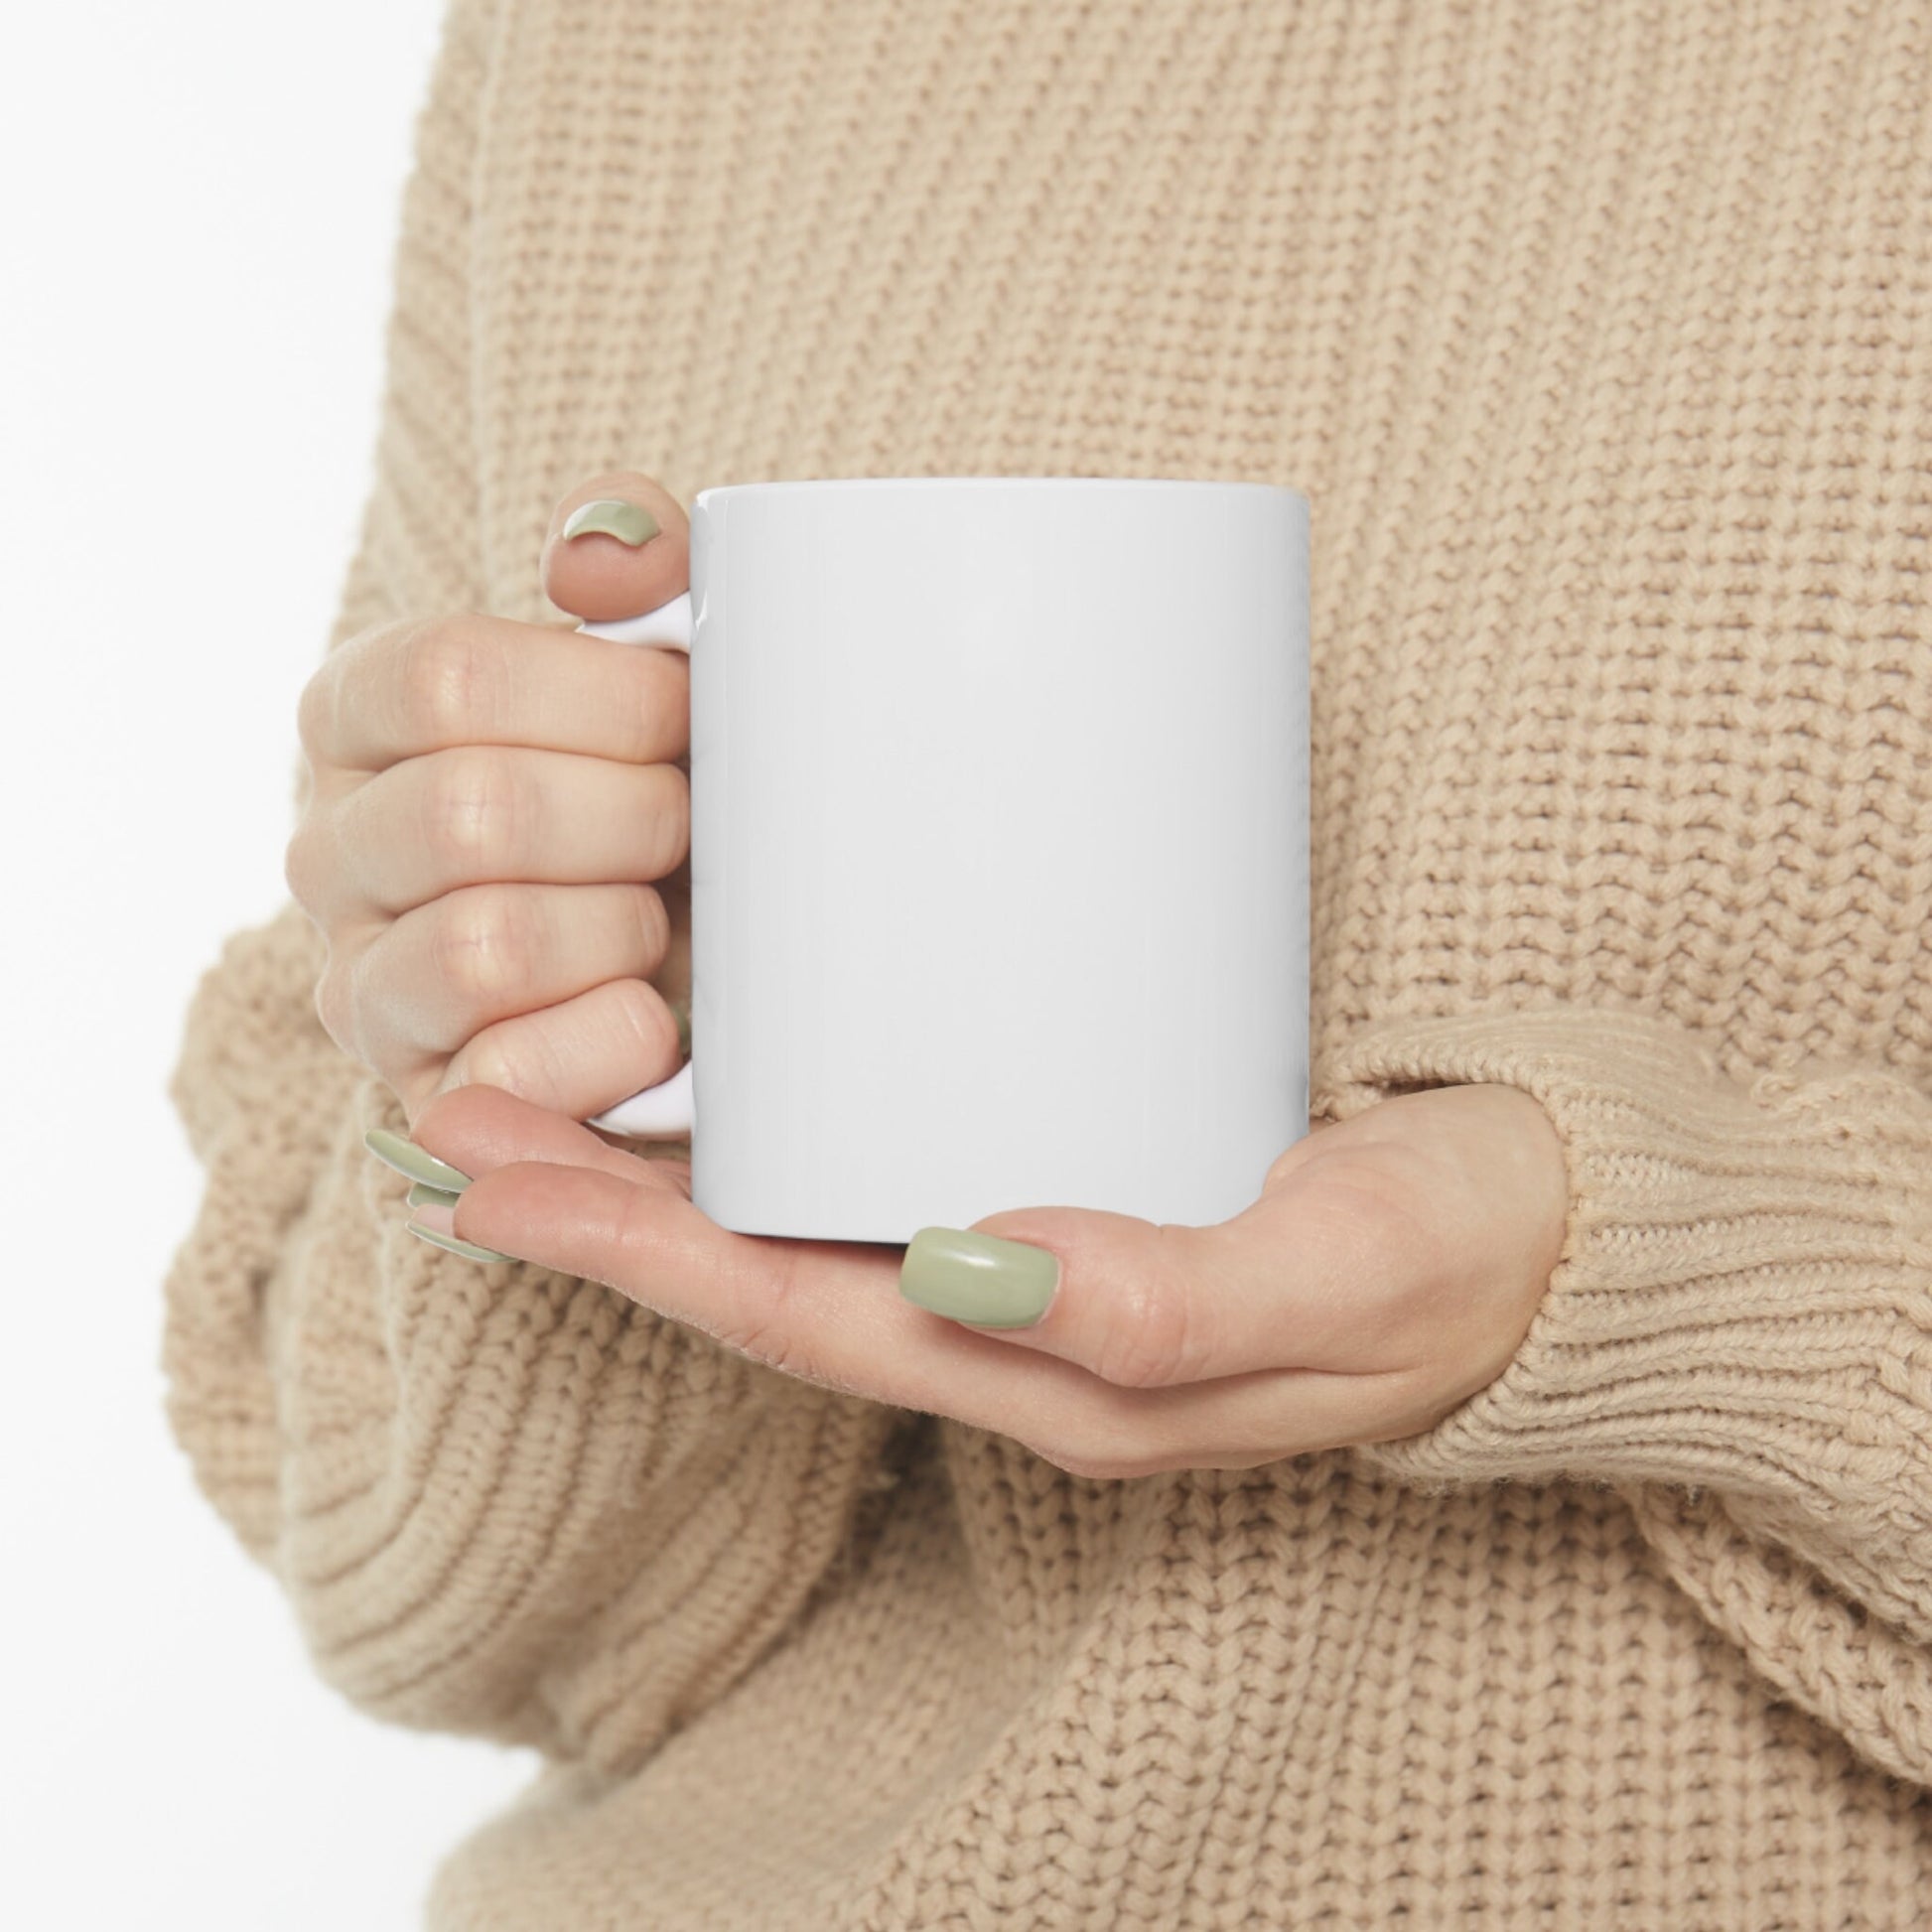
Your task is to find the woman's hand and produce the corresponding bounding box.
[287,473,695,1131]
[388,1079,1570,1476]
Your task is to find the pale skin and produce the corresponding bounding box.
[292,471,1573,1481]
[288,473,698,1127]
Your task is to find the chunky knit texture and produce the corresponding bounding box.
[163,0,1932,1924]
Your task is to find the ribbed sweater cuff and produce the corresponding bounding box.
[1311,1007,1932,1506]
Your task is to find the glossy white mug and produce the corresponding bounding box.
[579,477,1309,1244]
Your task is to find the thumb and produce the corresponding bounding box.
[904,1176,1377,1388]
[541,471,691,622]
[899,1204,1249,1388]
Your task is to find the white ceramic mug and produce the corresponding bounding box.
[578,477,1309,1244]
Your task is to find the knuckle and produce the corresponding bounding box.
[313,952,354,1052]
[631,885,671,968]
[282,816,319,905]
[718,1283,795,1371]
[710,1251,840,1389]
[735,1336,868,1401]
[644,766,691,878]
[422,747,526,874]
[294,662,334,758]
[456,1016,561,1105]
[283,804,343,911]
[727,1321,810,1383]
[604,972,681,1066]
[433,888,540,1011]
[1089,1242,1199,1390]
[398,618,490,745]
[619,650,683,763]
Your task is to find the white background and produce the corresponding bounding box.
[0,4,541,1925]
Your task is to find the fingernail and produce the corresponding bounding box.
[670,997,692,1058]
[409,1197,457,1236]
[406,1180,463,1212]
[562,498,660,546]
[364,1128,471,1192]
[405,1220,515,1265]
[899,1228,1060,1328]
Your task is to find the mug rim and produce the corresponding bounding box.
[693,475,1309,507]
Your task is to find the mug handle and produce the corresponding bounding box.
[573,591,698,1139]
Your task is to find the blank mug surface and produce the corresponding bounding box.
[686,477,1309,1244]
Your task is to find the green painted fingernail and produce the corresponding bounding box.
[671,997,691,1058]
[899,1228,1060,1328]
[405,1220,515,1265]
[364,1128,471,1192]
[406,1180,463,1211]
[562,498,660,546]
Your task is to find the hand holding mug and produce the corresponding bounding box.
[391,1076,1568,1477]
[287,474,695,1132]
[366,468,1569,1474]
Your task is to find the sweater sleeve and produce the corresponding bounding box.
[161,0,908,1776]
[1313,1004,1932,1789]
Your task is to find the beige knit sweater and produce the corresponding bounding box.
[163,1,1932,1924]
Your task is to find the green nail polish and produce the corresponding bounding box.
[405,1220,515,1265]
[671,997,692,1058]
[406,1180,463,1211]
[562,498,660,546]
[899,1228,1060,1328]
[364,1128,471,1192]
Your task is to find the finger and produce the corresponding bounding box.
[540,473,691,623]
[406,1080,689,1195]
[418,1088,1419,1474]
[415,975,688,1131]
[337,880,669,1075]
[925,1161,1432,1388]
[431,1109,1091,1419]
[898,1206,1268,1389]
[423,973,687,1128]
[302,611,691,774]
[295,745,688,923]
